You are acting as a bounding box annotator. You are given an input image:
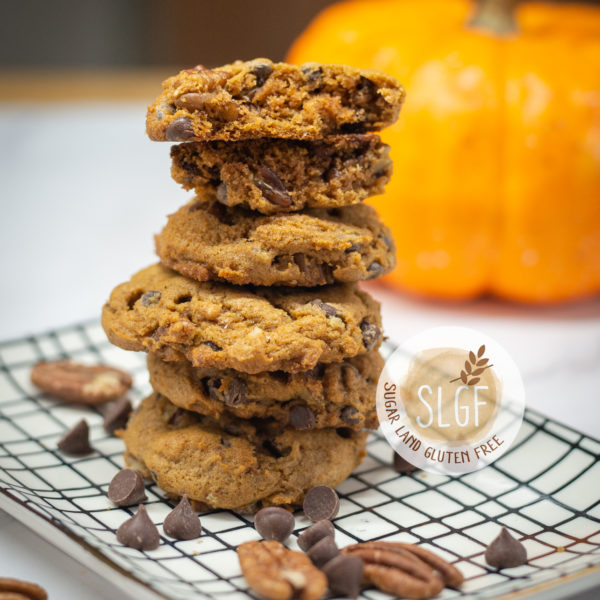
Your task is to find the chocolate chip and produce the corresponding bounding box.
[293,253,307,274]
[165,117,195,141]
[202,341,222,351]
[307,535,339,568]
[254,506,295,542]
[140,291,161,306]
[345,243,361,254]
[289,405,316,430]
[108,469,147,507]
[251,63,273,88]
[254,165,292,207]
[163,494,202,540]
[305,364,325,379]
[341,406,361,426]
[382,234,394,249]
[174,295,191,304]
[367,262,384,279]
[360,320,381,351]
[221,437,231,447]
[324,167,341,182]
[322,555,363,599]
[103,396,132,434]
[485,527,527,569]
[57,419,92,455]
[310,298,340,318]
[116,504,160,550]
[271,370,291,385]
[393,453,418,474]
[224,377,247,406]
[297,520,335,552]
[301,64,323,91]
[303,486,339,522]
[262,439,291,459]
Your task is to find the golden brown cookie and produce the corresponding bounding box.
[147,350,382,431]
[101,264,382,374]
[146,59,404,142]
[170,135,391,214]
[121,393,368,512]
[155,198,395,287]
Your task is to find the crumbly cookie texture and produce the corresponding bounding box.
[155,197,395,287]
[101,264,382,374]
[170,134,392,214]
[121,393,367,512]
[146,58,405,142]
[147,350,383,431]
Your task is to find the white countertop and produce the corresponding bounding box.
[0,103,599,598]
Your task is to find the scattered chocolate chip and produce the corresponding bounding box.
[165,117,195,141]
[345,243,361,254]
[271,370,292,385]
[224,377,247,406]
[393,453,418,474]
[103,396,132,434]
[303,486,339,522]
[116,504,160,550]
[485,527,527,569]
[163,494,202,540]
[216,182,229,205]
[254,165,292,207]
[309,298,340,318]
[174,295,191,304]
[297,520,335,552]
[168,407,187,426]
[381,234,394,249]
[108,469,147,507]
[367,262,384,279]
[360,320,381,351]
[262,440,291,459]
[289,405,316,430]
[341,406,361,426]
[57,419,92,455]
[322,555,363,599]
[307,535,339,568]
[254,506,295,542]
[202,341,222,351]
[305,364,325,379]
[336,427,353,439]
[251,63,273,88]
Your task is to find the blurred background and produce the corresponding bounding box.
[0,1,598,596]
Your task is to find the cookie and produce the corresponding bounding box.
[121,393,368,512]
[147,350,383,431]
[155,197,395,287]
[170,135,391,214]
[146,59,405,142]
[101,264,382,374]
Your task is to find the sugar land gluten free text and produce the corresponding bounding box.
[383,382,504,464]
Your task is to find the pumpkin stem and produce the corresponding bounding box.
[468,0,518,35]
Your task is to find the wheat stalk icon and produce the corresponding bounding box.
[449,344,494,386]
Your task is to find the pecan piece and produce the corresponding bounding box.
[238,540,326,600]
[254,165,292,207]
[341,541,463,599]
[31,360,132,405]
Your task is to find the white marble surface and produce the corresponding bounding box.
[0,103,599,598]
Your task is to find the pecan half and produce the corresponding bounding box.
[341,542,463,599]
[31,361,132,405]
[238,540,326,600]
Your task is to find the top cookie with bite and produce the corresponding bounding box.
[146,58,405,142]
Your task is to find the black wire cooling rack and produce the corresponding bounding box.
[0,320,599,600]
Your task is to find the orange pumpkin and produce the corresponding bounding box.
[288,0,600,303]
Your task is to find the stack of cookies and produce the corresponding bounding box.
[102,59,404,513]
